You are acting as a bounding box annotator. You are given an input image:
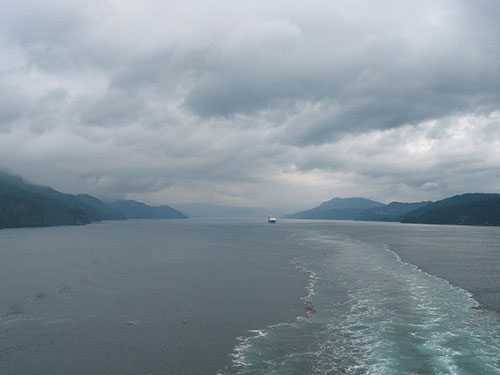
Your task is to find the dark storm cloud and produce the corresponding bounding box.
[1,0,500,208]
[0,1,101,72]
[182,11,500,145]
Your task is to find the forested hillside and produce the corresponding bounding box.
[0,172,123,228]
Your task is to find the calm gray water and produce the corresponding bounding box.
[1,219,499,374]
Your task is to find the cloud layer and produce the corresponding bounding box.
[1,0,500,210]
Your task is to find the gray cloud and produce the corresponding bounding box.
[1,0,500,210]
[0,87,29,124]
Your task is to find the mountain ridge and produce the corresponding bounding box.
[3,171,500,228]
[106,200,188,219]
[285,197,384,220]
[0,171,188,229]
[288,193,500,226]
[401,193,500,225]
[354,201,431,222]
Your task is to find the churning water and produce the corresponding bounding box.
[220,223,500,374]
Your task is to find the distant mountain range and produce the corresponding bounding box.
[354,201,431,222]
[287,194,500,226]
[285,197,384,220]
[106,200,187,219]
[0,171,187,229]
[400,193,500,225]
[3,170,500,229]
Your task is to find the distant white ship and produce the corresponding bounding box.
[268,215,277,223]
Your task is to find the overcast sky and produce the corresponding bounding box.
[1,0,500,210]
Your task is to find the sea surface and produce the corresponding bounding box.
[0,219,499,374]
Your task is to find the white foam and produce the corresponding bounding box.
[222,257,320,372]
[221,233,500,374]
[290,257,319,315]
[382,244,479,306]
[230,329,271,368]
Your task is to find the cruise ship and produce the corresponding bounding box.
[268,215,277,223]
